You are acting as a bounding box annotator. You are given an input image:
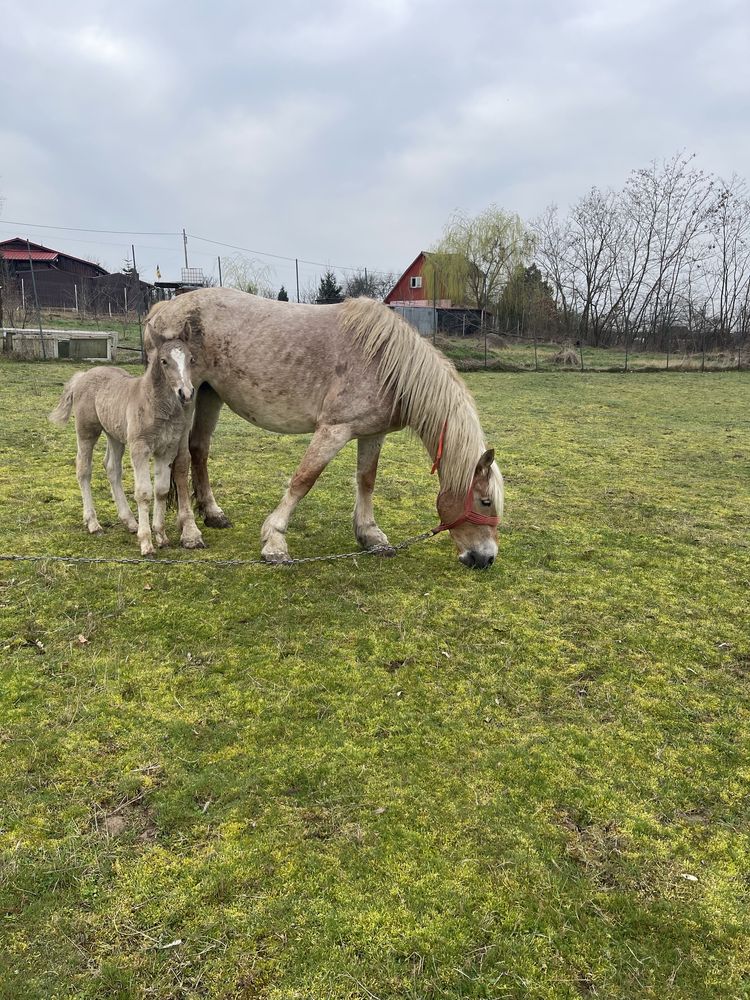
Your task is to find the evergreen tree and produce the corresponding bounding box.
[277,286,289,301]
[316,270,344,304]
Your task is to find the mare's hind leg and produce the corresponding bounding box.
[76,429,103,534]
[353,434,395,555]
[104,436,137,533]
[261,423,352,562]
[190,383,231,528]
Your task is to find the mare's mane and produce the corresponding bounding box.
[340,298,502,506]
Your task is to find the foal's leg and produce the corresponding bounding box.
[261,423,352,562]
[190,384,230,528]
[173,431,205,549]
[104,435,137,533]
[353,434,394,554]
[76,430,102,534]
[151,456,172,548]
[130,442,155,557]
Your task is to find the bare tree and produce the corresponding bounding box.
[221,254,275,297]
[534,152,729,352]
[703,174,750,343]
[343,269,396,300]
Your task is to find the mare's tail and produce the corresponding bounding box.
[48,372,86,426]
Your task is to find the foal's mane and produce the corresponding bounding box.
[341,298,501,503]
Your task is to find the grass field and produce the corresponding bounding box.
[1,360,749,999]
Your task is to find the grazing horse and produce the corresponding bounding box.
[144,290,504,568]
[49,338,200,556]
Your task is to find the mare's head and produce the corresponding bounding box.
[435,449,503,569]
[152,338,195,406]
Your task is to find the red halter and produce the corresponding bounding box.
[430,421,501,535]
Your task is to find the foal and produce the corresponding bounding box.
[49,339,198,556]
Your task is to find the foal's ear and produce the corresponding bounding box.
[143,322,164,352]
[178,320,192,343]
[475,449,495,475]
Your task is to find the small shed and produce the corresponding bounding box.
[3,328,118,360]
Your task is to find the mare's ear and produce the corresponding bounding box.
[475,449,495,475]
[178,320,193,343]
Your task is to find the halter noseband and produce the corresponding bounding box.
[430,420,501,535]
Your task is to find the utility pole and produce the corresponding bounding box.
[218,256,223,287]
[26,238,47,359]
[182,229,189,269]
[132,243,145,365]
[295,259,300,303]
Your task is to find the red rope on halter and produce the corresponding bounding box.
[430,420,501,534]
[431,420,448,475]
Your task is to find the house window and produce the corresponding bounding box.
[409,276,423,289]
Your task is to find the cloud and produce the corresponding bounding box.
[0,0,748,281]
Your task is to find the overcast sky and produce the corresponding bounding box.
[1,0,749,293]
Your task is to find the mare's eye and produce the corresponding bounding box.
[161,359,168,366]
[480,498,492,507]
[190,357,196,365]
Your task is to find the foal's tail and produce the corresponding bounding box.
[48,372,86,426]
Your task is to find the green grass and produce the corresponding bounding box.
[1,360,749,999]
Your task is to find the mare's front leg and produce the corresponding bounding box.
[190,383,231,528]
[76,429,103,534]
[353,434,395,555]
[173,431,205,549]
[151,456,172,548]
[130,442,155,557]
[261,423,352,563]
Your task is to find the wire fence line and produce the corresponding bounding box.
[432,329,750,374]
[0,531,437,572]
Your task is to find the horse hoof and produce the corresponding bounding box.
[204,512,232,529]
[181,536,206,550]
[87,523,103,535]
[370,544,397,558]
[141,550,156,559]
[262,551,292,565]
[126,521,138,534]
[156,536,170,548]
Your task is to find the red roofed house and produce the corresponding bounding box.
[384,251,483,337]
[0,237,152,314]
[0,237,108,279]
[384,251,453,309]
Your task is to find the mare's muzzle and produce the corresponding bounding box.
[459,550,495,570]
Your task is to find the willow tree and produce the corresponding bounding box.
[424,206,535,319]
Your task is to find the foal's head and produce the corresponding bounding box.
[152,340,195,406]
[435,449,503,570]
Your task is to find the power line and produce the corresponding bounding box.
[186,234,394,278]
[0,219,180,237]
[0,219,397,279]
[0,226,181,254]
